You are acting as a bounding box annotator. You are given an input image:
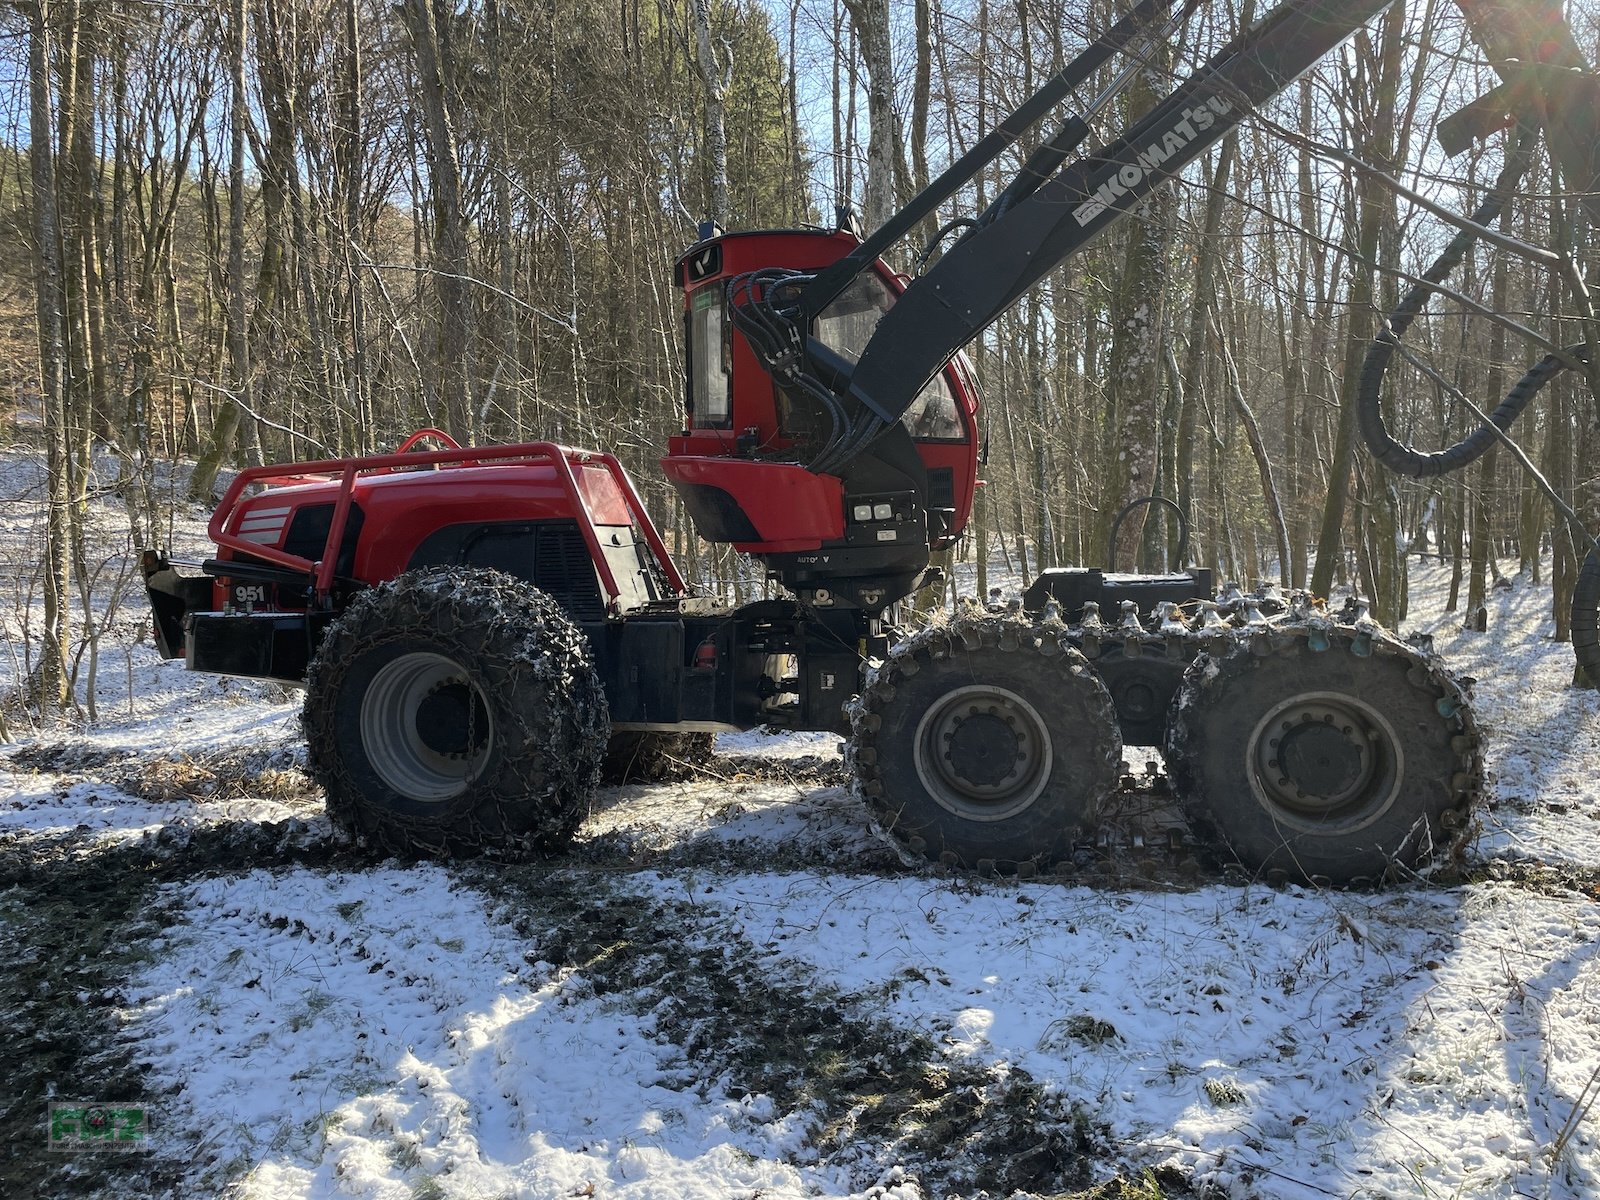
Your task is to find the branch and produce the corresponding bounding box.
[357,259,578,336]
[347,237,439,427]
[1254,110,1562,267]
[185,378,329,453]
[1188,174,1565,360]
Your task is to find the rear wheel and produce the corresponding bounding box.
[304,568,609,857]
[1085,642,1188,747]
[851,617,1122,873]
[1165,627,1479,884]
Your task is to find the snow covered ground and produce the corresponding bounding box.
[3,450,1600,1199]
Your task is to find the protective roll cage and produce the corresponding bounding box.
[208,434,686,613]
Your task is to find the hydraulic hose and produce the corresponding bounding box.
[728,269,851,465]
[1356,140,1541,479]
[1355,134,1600,686]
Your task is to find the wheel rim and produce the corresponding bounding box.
[360,651,494,801]
[912,684,1053,821]
[1244,691,1403,833]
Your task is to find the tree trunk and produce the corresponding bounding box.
[190,0,253,498]
[1311,9,1405,599]
[27,0,74,711]
[908,0,934,253]
[1091,45,1176,572]
[1468,173,1517,622]
[688,0,730,226]
[402,0,474,441]
[842,0,895,231]
[1211,300,1290,586]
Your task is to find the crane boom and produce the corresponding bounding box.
[734,0,1598,479]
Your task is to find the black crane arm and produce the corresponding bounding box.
[1347,0,1600,686]
[1450,0,1600,235]
[737,0,1600,481]
[794,0,1188,324]
[1355,0,1600,482]
[832,0,1396,467]
[735,0,1398,474]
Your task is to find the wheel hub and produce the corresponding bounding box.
[1093,650,1186,747]
[1277,720,1364,799]
[1247,693,1399,828]
[945,709,1027,789]
[416,683,489,759]
[913,685,1053,821]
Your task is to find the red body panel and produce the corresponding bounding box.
[209,441,682,615]
[659,456,845,551]
[227,463,629,580]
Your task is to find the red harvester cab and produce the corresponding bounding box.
[663,228,980,612]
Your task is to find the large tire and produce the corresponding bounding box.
[601,730,716,784]
[851,616,1122,874]
[303,568,609,857]
[1164,626,1480,884]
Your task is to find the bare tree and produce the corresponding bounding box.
[24,0,73,710]
[840,0,895,230]
[400,0,473,441]
[189,0,254,499]
[688,0,731,226]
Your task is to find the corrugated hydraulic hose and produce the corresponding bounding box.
[1356,142,1544,478]
[1355,136,1600,686]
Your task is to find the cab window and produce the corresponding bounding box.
[815,274,964,441]
[689,285,732,428]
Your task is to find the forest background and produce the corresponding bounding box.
[2,0,1598,720]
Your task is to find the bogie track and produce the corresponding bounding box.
[850,589,1482,886]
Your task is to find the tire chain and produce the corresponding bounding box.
[846,613,1121,879]
[849,593,1484,884]
[1165,611,1483,886]
[303,568,609,860]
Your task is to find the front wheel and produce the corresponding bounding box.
[1164,626,1480,884]
[304,568,609,857]
[851,617,1122,873]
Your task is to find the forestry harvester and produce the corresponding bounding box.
[144,0,1600,883]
